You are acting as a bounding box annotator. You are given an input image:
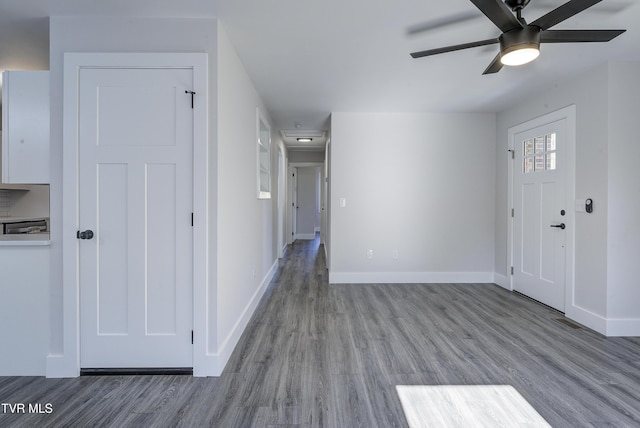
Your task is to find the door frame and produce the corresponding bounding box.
[277,147,286,258]
[507,105,576,312]
[288,166,297,244]
[324,139,331,268]
[288,162,324,243]
[53,53,209,377]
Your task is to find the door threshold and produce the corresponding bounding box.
[80,367,193,376]
[513,290,564,314]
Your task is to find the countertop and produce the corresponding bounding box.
[0,216,49,223]
[0,233,50,246]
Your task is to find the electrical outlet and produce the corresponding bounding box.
[366,249,374,259]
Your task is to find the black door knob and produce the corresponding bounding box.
[77,230,94,239]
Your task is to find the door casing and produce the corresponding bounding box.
[507,105,576,312]
[288,162,324,244]
[54,53,211,377]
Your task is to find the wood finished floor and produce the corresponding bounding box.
[2,236,640,427]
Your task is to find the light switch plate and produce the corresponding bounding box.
[575,199,586,213]
[339,197,346,208]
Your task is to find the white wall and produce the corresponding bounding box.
[46,18,283,376]
[496,62,640,336]
[289,150,325,163]
[496,65,609,320]
[330,112,496,284]
[606,63,640,326]
[49,16,220,376]
[215,25,282,368]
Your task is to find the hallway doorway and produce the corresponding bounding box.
[288,162,324,243]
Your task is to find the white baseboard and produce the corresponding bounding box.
[565,305,607,335]
[328,271,495,284]
[565,305,640,336]
[493,273,510,290]
[210,259,279,376]
[192,353,221,377]
[296,233,316,240]
[46,354,79,378]
[604,317,640,337]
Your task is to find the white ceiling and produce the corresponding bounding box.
[1,0,639,144]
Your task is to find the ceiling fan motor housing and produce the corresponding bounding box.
[499,25,541,57]
[504,0,531,11]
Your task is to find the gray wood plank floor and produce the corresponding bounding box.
[2,236,640,427]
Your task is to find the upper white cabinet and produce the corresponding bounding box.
[2,70,50,184]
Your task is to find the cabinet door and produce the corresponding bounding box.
[2,71,50,184]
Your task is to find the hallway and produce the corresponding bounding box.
[2,237,640,426]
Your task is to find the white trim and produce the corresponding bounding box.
[565,304,640,337]
[493,273,510,290]
[565,304,607,335]
[296,233,316,240]
[288,161,324,247]
[52,52,208,378]
[604,318,640,337]
[289,162,324,168]
[211,259,278,375]
[506,105,576,314]
[329,271,495,284]
[277,146,286,259]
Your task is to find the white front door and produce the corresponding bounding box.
[513,119,567,311]
[79,67,194,368]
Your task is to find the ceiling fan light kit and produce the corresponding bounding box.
[410,0,626,74]
[500,26,541,65]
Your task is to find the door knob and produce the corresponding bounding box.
[550,223,566,230]
[77,230,94,239]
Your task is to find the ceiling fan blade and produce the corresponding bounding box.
[483,53,504,74]
[530,0,602,30]
[533,0,630,14]
[541,29,626,43]
[469,0,523,33]
[407,11,481,35]
[410,38,499,59]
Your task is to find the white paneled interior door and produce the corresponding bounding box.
[513,119,567,312]
[296,167,318,239]
[79,67,194,368]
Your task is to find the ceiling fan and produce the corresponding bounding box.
[410,0,626,74]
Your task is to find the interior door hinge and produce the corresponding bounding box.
[185,90,196,108]
[191,330,194,344]
[191,213,194,227]
[511,266,514,276]
[508,149,515,160]
[511,208,514,218]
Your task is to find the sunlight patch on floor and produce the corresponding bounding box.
[396,385,551,428]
